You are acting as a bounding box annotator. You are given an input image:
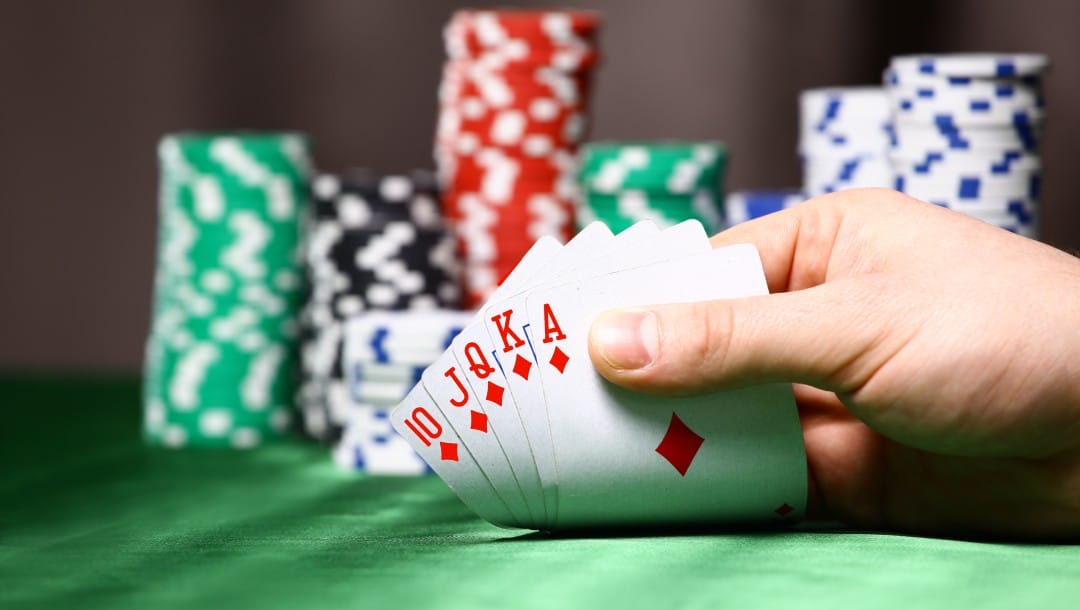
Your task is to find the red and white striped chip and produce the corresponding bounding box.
[436,9,600,306]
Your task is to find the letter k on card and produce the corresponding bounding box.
[490,307,534,381]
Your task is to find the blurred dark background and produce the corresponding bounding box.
[1,0,1078,372]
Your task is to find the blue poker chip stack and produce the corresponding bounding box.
[724,189,805,226]
[884,54,1048,237]
[333,310,471,474]
[799,87,894,197]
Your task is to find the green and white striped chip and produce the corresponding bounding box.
[143,132,311,448]
[577,141,727,233]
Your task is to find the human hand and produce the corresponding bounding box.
[588,188,1080,541]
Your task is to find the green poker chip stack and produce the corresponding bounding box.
[143,132,312,448]
[577,141,728,233]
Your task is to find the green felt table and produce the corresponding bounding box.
[2,375,1078,610]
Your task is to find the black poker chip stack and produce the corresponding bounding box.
[299,170,461,441]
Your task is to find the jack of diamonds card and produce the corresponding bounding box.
[391,383,522,528]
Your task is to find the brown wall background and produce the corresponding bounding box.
[2,0,1078,372]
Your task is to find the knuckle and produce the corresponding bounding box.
[680,301,737,385]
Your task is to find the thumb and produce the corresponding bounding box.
[587,280,886,396]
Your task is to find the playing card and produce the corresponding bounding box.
[420,353,534,525]
[526,244,807,528]
[391,227,614,529]
[441,223,616,528]
[390,382,520,527]
[483,220,713,524]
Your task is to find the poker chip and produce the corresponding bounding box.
[333,405,432,475]
[724,189,805,226]
[887,85,1044,127]
[577,141,727,234]
[436,9,601,307]
[888,120,1042,153]
[334,310,471,474]
[884,53,1049,237]
[895,170,1040,201]
[889,147,1042,171]
[888,53,1050,80]
[144,132,311,448]
[798,87,894,196]
[299,170,462,443]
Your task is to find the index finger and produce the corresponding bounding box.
[711,191,851,293]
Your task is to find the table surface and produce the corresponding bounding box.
[2,375,1078,610]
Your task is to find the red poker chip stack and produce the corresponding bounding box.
[436,9,601,307]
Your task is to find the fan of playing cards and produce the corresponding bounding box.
[392,220,808,530]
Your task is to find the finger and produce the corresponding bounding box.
[791,383,849,521]
[801,417,1080,540]
[708,193,847,293]
[792,383,847,416]
[587,280,889,396]
[710,188,918,293]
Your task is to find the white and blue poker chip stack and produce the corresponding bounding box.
[884,54,1048,238]
[724,189,805,227]
[799,87,894,197]
[333,310,471,474]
